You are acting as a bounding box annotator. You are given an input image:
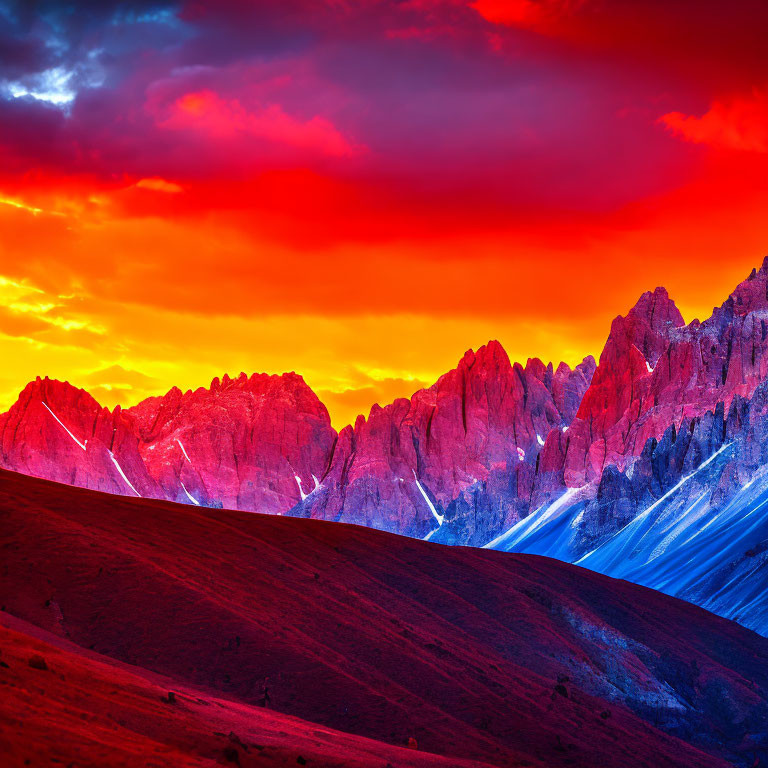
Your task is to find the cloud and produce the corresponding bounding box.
[0,0,706,242]
[318,375,432,428]
[470,0,581,28]
[82,364,160,388]
[158,89,358,157]
[79,364,162,406]
[659,92,768,152]
[135,177,183,193]
[469,0,768,98]
[0,269,105,347]
[0,17,53,79]
[2,66,77,105]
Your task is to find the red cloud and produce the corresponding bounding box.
[135,178,183,194]
[659,92,768,152]
[157,89,359,157]
[470,0,583,28]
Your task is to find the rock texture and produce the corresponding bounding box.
[554,258,768,489]
[490,360,768,636]
[128,371,336,514]
[0,377,158,499]
[0,372,336,516]
[557,286,685,486]
[292,343,596,540]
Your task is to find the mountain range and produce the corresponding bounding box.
[3,259,768,636]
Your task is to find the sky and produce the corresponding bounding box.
[1,0,768,429]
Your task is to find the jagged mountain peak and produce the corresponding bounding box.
[626,285,684,330]
[455,339,511,374]
[724,255,768,317]
[19,376,100,405]
[209,369,310,395]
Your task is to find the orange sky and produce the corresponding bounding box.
[1,0,768,428]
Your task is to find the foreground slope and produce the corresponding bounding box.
[0,613,492,768]
[1,470,767,767]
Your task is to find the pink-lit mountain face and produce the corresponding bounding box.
[129,372,336,513]
[0,344,596,534]
[5,259,768,634]
[556,269,768,487]
[0,377,158,499]
[0,372,336,514]
[295,344,596,538]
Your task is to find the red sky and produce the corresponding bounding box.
[1,0,767,427]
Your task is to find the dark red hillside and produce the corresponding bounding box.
[1,468,766,767]
[0,613,495,768]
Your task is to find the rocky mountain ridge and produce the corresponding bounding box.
[0,344,598,538]
[4,258,768,634]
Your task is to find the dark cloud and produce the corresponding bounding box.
[0,0,181,96]
[0,15,52,78]
[3,1,177,30]
[477,0,768,91]
[0,0,763,245]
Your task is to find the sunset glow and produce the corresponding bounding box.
[2,0,768,428]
